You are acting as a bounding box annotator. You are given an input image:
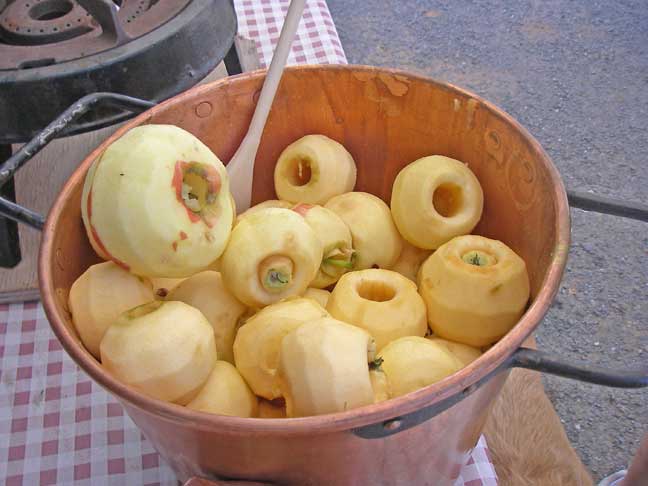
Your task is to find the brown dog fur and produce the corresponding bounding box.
[483,338,593,486]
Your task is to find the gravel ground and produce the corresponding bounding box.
[327,0,648,481]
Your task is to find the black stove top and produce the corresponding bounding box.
[0,0,237,143]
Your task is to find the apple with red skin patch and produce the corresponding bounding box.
[81,124,233,277]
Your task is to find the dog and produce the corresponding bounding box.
[484,338,593,486]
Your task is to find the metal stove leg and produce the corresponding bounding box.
[224,41,243,75]
[0,144,21,268]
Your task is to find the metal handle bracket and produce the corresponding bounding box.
[0,93,154,229]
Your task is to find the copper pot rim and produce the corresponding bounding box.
[39,64,570,435]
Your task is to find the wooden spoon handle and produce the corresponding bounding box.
[227,0,307,211]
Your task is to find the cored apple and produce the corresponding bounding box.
[391,155,483,249]
[418,235,530,347]
[327,269,428,351]
[220,208,322,307]
[274,135,356,204]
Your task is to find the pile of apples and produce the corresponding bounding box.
[70,125,529,418]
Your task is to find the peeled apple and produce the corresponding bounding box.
[167,271,246,364]
[82,124,234,277]
[151,277,185,299]
[391,155,483,249]
[233,298,328,399]
[369,368,390,403]
[279,317,375,417]
[418,235,530,347]
[303,288,331,308]
[68,261,154,359]
[186,361,258,417]
[378,336,463,397]
[291,203,355,288]
[220,208,323,307]
[325,192,402,270]
[274,134,356,204]
[391,239,432,284]
[235,199,292,226]
[100,301,217,404]
[327,269,428,351]
[428,336,482,367]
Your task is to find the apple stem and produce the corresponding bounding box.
[322,247,356,276]
[462,250,495,267]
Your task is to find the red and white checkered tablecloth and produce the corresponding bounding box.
[234,0,347,67]
[1,302,176,485]
[1,300,498,485]
[0,1,498,485]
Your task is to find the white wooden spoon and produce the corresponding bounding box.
[227,0,307,212]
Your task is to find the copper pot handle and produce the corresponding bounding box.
[567,190,648,222]
[353,346,648,440]
[352,197,648,440]
[507,347,648,387]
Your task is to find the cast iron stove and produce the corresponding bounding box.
[0,0,239,267]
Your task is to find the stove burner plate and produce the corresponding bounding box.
[0,0,237,143]
[0,0,191,69]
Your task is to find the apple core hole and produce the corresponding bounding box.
[182,165,212,212]
[259,255,294,292]
[286,157,312,186]
[432,183,463,217]
[357,280,396,302]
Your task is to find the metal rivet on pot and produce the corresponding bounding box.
[195,101,213,118]
[383,418,402,431]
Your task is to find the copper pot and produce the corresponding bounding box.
[33,66,647,486]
